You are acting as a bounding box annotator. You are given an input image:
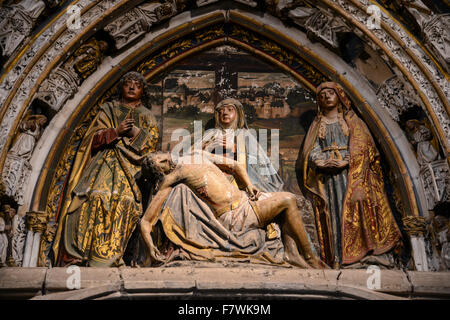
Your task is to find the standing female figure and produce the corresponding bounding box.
[298,82,401,269]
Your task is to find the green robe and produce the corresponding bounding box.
[54,101,158,267]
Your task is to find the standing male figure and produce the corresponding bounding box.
[53,71,159,267]
[298,81,402,269]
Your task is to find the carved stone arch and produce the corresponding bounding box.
[13,9,426,268]
[0,1,448,169]
[0,1,448,271]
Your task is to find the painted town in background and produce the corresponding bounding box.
[148,46,317,194]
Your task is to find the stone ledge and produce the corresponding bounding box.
[45,267,121,294]
[1,265,449,300]
[0,268,47,299]
[337,269,412,296]
[31,284,121,300]
[407,271,450,298]
[122,268,196,293]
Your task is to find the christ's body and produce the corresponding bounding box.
[140,151,325,269]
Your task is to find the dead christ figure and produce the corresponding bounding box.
[140,151,325,268]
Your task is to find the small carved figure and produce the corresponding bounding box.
[9,113,47,161]
[0,204,16,266]
[0,213,7,266]
[434,215,450,269]
[4,206,17,266]
[405,119,449,210]
[72,38,109,80]
[433,215,450,269]
[0,0,46,58]
[405,119,439,165]
[1,113,47,205]
[7,206,25,267]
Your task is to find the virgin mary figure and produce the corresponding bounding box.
[197,98,284,193]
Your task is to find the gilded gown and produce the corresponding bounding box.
[54,101,159,267]
[299,110,401,268]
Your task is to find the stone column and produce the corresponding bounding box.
[403,216,429,271]
[21,230,34,267]
[22,211,47,267]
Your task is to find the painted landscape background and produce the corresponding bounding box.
[148,45,317,194]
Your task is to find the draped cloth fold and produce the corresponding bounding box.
[152,184,288,265]
[200,127,284,193]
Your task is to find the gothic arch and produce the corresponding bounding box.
[34,10,422,267]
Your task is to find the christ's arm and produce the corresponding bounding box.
[140,169,183,262]
[142,169,182,226]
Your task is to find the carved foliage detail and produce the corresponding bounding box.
[105,1,183,50]
[288,6,350,49]
[376,76,422,121]
[35,37,109,112]
[422,14,450,73]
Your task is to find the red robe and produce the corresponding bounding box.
[298,101,401,267]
